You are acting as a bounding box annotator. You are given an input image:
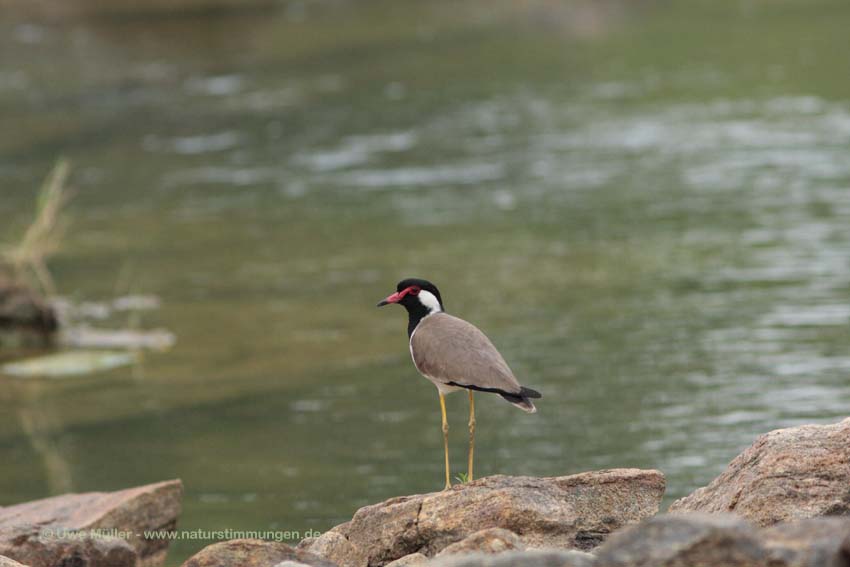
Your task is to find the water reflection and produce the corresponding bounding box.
[12,381,75,495]
[2,1,850,565]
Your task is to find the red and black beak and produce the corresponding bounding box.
[376,291,404,307]
[377,287,414,307]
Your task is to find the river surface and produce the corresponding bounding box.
[1,1,850,563]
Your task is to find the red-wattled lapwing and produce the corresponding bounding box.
[377,278,542,490]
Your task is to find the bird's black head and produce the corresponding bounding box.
[377,278,444,336]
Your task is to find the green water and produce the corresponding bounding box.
[2,0,850,563]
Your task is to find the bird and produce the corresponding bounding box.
[377,278,541,490]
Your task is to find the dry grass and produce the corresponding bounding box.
[1,159,72,297]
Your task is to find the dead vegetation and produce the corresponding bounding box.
[1,158,71,297]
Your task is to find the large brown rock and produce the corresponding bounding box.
[669,418,850,525]
[384,553,429,567]
[427,549,596,567]
[595,513,766,566]
[595,513,850,567]
[1,535,135,567]
[311,470,664,567]
[181,539,337,567]
[308,531,365,567]
[435,528,522,557]
[761,517,850,567]
[0,479,182,567]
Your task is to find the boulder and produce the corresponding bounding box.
[0,479,182,567]
[435,528,522,556]
[5,536,135,567]
[182,539,337,567]
[313,470,664,566]
[385,553,429,567]
[594,513,766,566]
[0,556,30,567]
[595,513,850,567]
[426,549,596,567]
[309,531,365,567]
[669,418,850,525]
[761,517,850,567]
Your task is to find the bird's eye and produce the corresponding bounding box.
[409,287,420,296]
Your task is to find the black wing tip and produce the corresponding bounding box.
[499,392,537,413]
[520,386,542,399]
[448,383,541,414]
[448,382,543,400]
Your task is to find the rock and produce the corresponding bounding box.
[669,418,850,526]
[541,549,596,564]
[0,479,182,567]
[385,553,429,567]
[0,533,135,567]
[596,513,850,567]
[182,539,337,567]
[436,528,523,556]
[309,530,365,567]
[760,517,850,567]
[426,549,596,567]
[274,562,318,567]
[325,470,664,566]
[0,556,31,567]
[594,513,766,566]
[0,278,57,347]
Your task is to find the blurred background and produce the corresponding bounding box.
[1,0,850,564]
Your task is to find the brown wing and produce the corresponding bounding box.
[410,313,523,395]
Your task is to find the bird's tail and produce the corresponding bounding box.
[521,386,542,398]
[500,386,542,413]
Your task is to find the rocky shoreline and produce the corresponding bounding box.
[1,418,849,567]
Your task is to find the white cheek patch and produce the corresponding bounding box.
[417,290,442,313]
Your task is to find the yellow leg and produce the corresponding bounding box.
[440,393,451,490]
[468,390,475,481]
